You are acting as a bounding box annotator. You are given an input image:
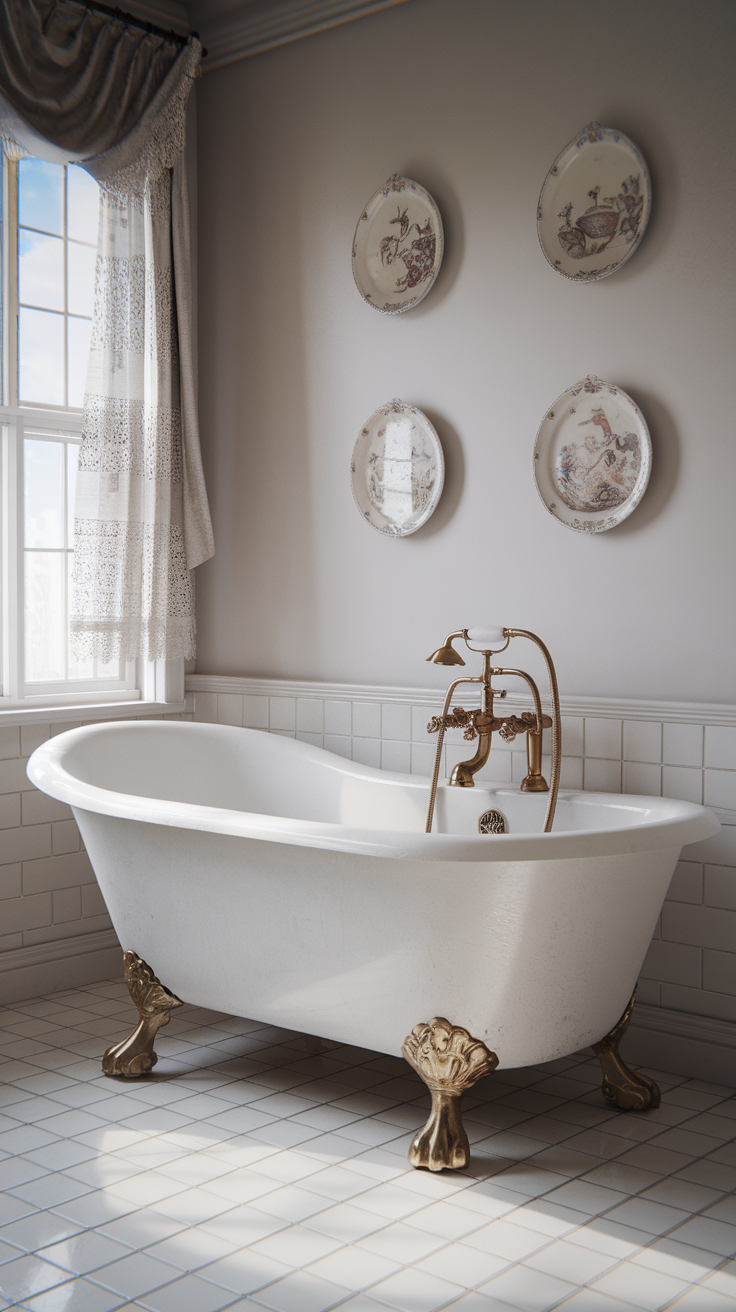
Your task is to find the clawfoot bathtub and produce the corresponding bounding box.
[28,722,718,1171]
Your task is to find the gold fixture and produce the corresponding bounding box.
[403,1017,498,1171]
[424,628,562,833]
[592,990,661,1110]
[102,951,182,1078]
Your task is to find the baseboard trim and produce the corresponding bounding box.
[185,674,736,728]
[1,929,122,1004]
[624,1002,736,1086]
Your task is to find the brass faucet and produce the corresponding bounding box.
[424,627,562,834]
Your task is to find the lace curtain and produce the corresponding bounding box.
[0,0,214,662]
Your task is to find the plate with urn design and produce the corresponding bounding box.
[352,175,444,313]
[537,123,651,281]
[533,376,652,533]
[351,399,444,536]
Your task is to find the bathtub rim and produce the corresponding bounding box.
[27,720,719,864]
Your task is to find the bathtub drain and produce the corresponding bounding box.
[478,809,507,834]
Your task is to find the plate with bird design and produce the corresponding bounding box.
[537,123,651,281]
[352,175,444,313]
[533,376,652,533]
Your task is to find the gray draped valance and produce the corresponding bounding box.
[0,0,214,663]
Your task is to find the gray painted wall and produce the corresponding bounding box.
[194,0,736,704]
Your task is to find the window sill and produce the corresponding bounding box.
[0,698,188,728]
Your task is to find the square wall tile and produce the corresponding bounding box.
[584,758,622,793]
[381,703,411,741]
[663,766,703,805]
[561,716,584,757]
[704,866,736,910]
[0,726,20,759]
[706,726,736,770]
[558,756,584,789]
[20,724,50,757]
[217,694,242,727]
[623,721,661,764]
[270,698,296,731]
[666,861,703,905]
[476,750,512,784]
[297,732,323,748]
[324,701,351,736]
[353,703,381,739]
[297,700,324,734]
[705,770,736,810]
[623,761,662,797]
[584,718,622,760]
[411,742,436,777]
[193,692,217,724]
[352,738,381,769]
[381,741,411,773]
[663,723,704,768]
[703,949,736,996]
[324,735,351,759]
[242,695,269,730]
[412,705,436,742]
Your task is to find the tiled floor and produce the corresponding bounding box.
[1,981,735,1312]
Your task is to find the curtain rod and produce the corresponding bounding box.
[76,3,208,56]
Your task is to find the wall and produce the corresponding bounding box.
[195,0,735,703]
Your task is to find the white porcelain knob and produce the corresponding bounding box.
[466,626,506,646]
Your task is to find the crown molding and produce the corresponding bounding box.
[188,0,414,71]
[185,674,736,728]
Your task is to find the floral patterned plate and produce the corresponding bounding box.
[351,399,444,536]
[537,123,651,281]
[352,175,444,313]
[533,376,652,533]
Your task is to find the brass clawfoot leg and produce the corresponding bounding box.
[102,951,183,1078]
[402,1017,498,1171]
[592,990,660,1111]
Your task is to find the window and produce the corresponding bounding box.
[0,154,137,706]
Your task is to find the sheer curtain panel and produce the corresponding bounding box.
[0,0,214,664]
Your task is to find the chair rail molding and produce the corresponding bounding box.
[185,674,736,728]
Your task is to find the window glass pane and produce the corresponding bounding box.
[19,158,63,236]
[19,307,64,404]
[67,315,92,407]
[96,656,120,679]
[25,438,65,548]
[25,551,66,681]
[67,556,94,680]
[19,228,64,310]
[67,165,99,244]
[66,442,79,549]
[68,240,96,316]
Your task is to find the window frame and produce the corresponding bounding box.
[0,152,185,715]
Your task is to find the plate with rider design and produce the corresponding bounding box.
[533,376,652,533]
[537,123,651,281]
[352,175,444,313]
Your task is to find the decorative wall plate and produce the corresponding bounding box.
[537,123,651,281]
[533,376,652,533]
[351,399,444,536]
[352,175,444,313]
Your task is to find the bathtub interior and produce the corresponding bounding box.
[58,720,672,836]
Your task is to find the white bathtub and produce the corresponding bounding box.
[28,721,718,1070]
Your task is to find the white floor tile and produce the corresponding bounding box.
[367,1265,465,1311]
[2,982,736,1312]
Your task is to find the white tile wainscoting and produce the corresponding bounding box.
[1,677,735,1084]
